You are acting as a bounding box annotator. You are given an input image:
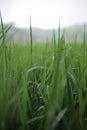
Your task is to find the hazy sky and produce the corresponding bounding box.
[0,0,87,29]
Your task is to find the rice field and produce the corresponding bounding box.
[0,14,87,130]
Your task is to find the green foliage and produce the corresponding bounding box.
[0,14,87,130]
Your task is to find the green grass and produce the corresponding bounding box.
[0,14,87,130]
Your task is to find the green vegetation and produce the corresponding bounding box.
[0,14,87,130]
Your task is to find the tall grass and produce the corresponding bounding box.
[0,14,87,130]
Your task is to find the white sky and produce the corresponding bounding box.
[0,0,87,29]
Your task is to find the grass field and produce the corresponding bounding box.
[0,15,87,130]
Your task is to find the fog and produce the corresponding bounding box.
[0,0,87,29]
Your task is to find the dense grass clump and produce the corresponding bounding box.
[0,14,87,130]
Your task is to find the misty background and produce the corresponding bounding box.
[0,0,87,43]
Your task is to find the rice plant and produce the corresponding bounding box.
[0,13,87,130]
